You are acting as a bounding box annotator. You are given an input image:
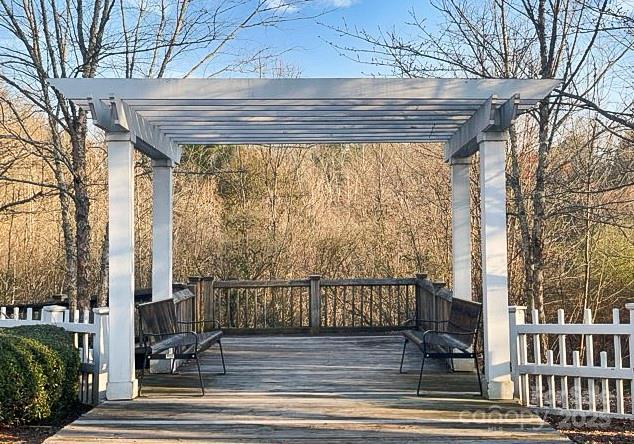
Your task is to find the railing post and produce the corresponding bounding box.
[92,307,110,405]
[432,281,445,324]
[414,273,426,328]
[188,276,204,330]
[309,274,321,335]
[42,305,66,323]
[205,277,215,329]
[508,306,526,400]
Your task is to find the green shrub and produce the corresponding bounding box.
[0,325,80,425]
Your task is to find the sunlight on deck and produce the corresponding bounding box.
[47,336,566,443]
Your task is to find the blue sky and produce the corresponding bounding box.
[241,0,433,77]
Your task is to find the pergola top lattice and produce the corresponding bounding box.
[49,78,559,163]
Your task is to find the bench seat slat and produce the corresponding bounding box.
[403,329,471,352]
[148,330,223,354]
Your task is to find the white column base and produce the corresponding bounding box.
[106,379,138,401]
[486,379,515,400]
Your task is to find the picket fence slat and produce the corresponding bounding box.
[557,309,569,410]
[612,309,625,414]
[572,351,583,410]
[583,309,596,412]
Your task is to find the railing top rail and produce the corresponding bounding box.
[515,322,632,335]
[320,278,417,286]
[212,277,429,289]
[213,279,310,289]
[0,318,98,334]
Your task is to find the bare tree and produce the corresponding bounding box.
[0,0,318,308]
[324,0,633,321]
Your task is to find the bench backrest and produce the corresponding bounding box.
[137,299,177,337]
[446,298,482,346]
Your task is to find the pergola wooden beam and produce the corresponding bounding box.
[84,97,181,162]
[444,95,519,160]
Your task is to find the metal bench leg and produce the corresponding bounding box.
[475,353,483,397]
[399,339,408,374]
[195,352,205,396]
[170,350,177,374]
[416,355,426,396]
[139,347,149,397]
[219,340,227,375]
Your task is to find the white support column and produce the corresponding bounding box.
[450,157,472,301]
[152,159,174,301]
[478,131,514,400]
[106,132,138,400]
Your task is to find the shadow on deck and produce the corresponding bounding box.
[47,335,566,443]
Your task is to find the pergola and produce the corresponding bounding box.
[49,78,559,401]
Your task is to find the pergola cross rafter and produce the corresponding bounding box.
[48,77,559,402]
[50,78,556,149]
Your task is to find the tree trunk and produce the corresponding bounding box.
[507,126,535,309]
[48,123,78,309]
[531,102,550,325]
[70,111,92,310]
[97,223,109,307]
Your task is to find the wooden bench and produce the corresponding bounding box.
[399,298,482,396]
[137,298,226,396]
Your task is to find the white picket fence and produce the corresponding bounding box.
[0,305,109,405]
[509,304,634,418]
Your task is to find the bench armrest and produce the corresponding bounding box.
[177,319,222,329]
[402,319,448,328]
[141,331,199,347]
[420,319,448,326]
[421,329,476,342]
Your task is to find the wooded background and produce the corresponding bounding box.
[0,0,632,325]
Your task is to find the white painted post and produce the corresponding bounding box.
[478,131,513,400]
[508,306,526,400]
[572,350,582,410]
[150,159,175,373]
[532,309,543,408]
[151,159,174,302]
[450,157,472,301]
[105,132,138,400]
[613,308,624,414]
[42,305,65,323]
[92,307,110,404]
[546,350,556,407]
[626,303,634,415]
[557,309,569,409]
[600,351,610,413]
[583,309,596,411]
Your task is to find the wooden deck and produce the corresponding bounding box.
[47,335,566,443]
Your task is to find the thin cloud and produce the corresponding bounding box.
[264,0,300,14]
[322,0,359,7]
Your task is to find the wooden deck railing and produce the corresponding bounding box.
[188,274,452,334]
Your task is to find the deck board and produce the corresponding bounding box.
[47,335,566,443]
